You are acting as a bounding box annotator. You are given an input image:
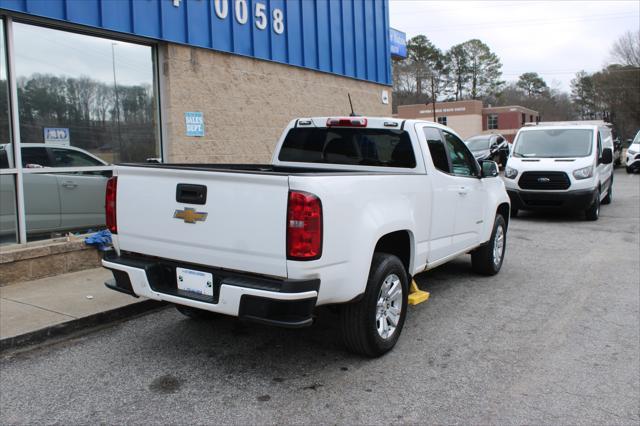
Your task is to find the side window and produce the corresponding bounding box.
[21,147,51,168]
[597,131,603,158]
[423,127,450,173]
[51,148,103,167]
[442,131,478,177]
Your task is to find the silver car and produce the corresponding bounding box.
[1,144,111,240]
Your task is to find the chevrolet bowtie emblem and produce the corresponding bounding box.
[173,207,208,224]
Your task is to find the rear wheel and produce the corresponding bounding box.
[471,215,507,276]
[340,253,408,357]
[585,190,600,221]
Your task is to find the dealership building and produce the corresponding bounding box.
[397,100,539,142]
[0,0,398,263]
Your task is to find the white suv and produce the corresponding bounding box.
[504,124,614,220]
[626,130,640,173]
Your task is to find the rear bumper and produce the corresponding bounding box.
[507,188,598,211]
[102,252,319,328]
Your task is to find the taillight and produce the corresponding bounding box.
[105,176,117,234]
[326,117,367,127]
[287,191,322,260]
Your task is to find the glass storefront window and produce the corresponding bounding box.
[0,18,19,245]
[11,22,159,240]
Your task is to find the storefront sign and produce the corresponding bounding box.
[185,112,205,137]
[390,28,407,59]
[0,0,392,85]
[43,128,70,145]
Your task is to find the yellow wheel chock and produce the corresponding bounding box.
[408,279,430,305]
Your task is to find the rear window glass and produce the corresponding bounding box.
[278,128,416,168]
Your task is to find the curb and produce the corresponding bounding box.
[0,300,167,353]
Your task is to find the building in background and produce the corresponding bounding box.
[0,0,395,246]
[396,100,538,142]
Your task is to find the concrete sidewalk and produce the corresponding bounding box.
[0,268,162,350]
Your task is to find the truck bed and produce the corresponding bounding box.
[118,163,405,176]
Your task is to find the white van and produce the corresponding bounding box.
[504,124,614,220]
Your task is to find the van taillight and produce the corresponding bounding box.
[287,191,322,260]
[105,176,117,234]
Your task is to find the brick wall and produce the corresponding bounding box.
[161,44,392,163]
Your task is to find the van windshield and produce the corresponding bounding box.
[278,127,416,168]
[513,129,593,158]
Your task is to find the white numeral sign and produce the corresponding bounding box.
[212,0,284,34]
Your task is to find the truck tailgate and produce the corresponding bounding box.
[114,166,289,278]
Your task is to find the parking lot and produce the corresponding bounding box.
[1,169,638,425]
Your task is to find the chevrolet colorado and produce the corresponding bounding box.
[103,117,510,356]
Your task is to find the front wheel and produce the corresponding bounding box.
[471,215,507,276]
[602,184,612,205]
[585,190,600,221]
[340,253,408,357]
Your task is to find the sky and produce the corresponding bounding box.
[388,0,640,92]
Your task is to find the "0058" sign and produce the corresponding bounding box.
[213,0,284,34]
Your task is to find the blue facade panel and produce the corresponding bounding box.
[0,0,391,85]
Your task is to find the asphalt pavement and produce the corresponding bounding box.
[1,169,638,425]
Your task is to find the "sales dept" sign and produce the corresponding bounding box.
[185,112,205,137]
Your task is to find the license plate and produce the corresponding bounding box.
[176,267,214,297]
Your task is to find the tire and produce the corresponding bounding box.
[175,304,213,320]
[471,215,507,276]
[627,166,633,174]
[602,183,612,205]
[510,207,519,218]
[340,253,409,357]
[585,190,600,221]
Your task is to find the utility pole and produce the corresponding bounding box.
[111,42,123,163]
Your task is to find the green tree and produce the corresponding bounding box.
[444,43,470,101]
[516,72,549,97]
[571,71,597,119]
[461,39,504,99]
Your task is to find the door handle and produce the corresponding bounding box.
[458,186,469,195]
[61,181,78,189]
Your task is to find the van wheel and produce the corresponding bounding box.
[585,191,600,221]
[175,304,213,320]
[340,253,408,357]
[602,185,612,205]
[471,215,507,276]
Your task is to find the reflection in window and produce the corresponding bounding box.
[0,19,18,245]
[1,19,10,157]
[424,127,450,173]
[14,22,159,165]
[12,22,159,241]
[443,131,477,177]
[0,175,19,244]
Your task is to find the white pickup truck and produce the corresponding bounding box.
[103,117,510,356]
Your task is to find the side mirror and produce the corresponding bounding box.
[480,160,499,178]
[601,148,613,164]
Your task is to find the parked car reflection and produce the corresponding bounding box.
[464,134,510,167]
[0,143,111,241]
